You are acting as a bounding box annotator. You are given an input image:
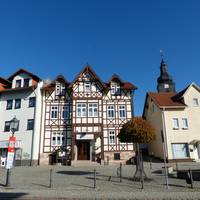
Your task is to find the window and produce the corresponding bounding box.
[24,78,30,87]
[119,105,126,118]
[55,83,66,96]
[193,98,199,107]
[15,80,21,88]
[182,118,188,129]
[29,97,36,107]
[111,83,120,95]
[5,120,19,132]
[85,82,91,92]
[62,106,69,119]
[164,84,169,89]
[114,153,120,160]
[109,130,115,144]
[76,103,87,117]
[52,132,65,146]
[6,100,13,110]
[172,118,179,129]
[172,143,189,158]
[107,105,115,118]
[4,121,10,132]
[56,84,60,95]
[88,103,98,117]
[51,106,58,119]
[15,99,21,109]
[60,84,66,95]
[27,119,34,130]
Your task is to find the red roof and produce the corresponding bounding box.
[148,92,186,108]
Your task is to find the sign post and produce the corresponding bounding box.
[5,136,16,187]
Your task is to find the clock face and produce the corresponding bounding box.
[164,84,169,89]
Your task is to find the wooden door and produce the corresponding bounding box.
[77,141,90,160]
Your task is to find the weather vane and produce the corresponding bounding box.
[160,49,164,60]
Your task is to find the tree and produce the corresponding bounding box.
[118,117,156,185]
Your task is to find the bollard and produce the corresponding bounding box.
[107,156,109,165]
[120,163,122,182]
[94,168,96,189]
[189,169,194,189]
[175,160,178,171]
[49,169,52,188]
[150,157,152,170]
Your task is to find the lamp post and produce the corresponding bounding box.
[5,116,18,187]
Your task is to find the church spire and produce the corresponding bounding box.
[157,59,176,92]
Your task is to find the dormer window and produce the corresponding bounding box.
[15,80,21,88]
[85,82,91,92]
[55,82,66,96]
[111,82,120,95]
[24,78,30,87]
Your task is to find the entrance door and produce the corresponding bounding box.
[77,141,90,160]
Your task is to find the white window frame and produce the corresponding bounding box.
[88,103,98,117]
[62,106,69,119]
[172,118,179,129]
[172,143,189,158]
[51,106,58,119]
[119,105,126,118]
[84,82,91,92]
[60,84,66,95]
[55,84,60,96]
[76,103,87,117]
[182,118,189,129]
[107,105,115,118]
[52,132,65,146]
[193,98,199,107]
[109,130,115,144]
[111,82,120,95]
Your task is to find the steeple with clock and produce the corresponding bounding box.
[157,59,176,92]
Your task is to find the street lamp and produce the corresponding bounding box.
[10,116,18,136]
[5,116,18,187]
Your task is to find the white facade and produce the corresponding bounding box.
[0,70,43,166]
[143,83,200,162]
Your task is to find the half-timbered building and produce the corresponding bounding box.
[40,65,137,165]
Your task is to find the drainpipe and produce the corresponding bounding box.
[161,107,169,189]
[30,86,37,166]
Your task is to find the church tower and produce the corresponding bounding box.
[157,59,176,92]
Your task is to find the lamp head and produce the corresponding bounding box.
[10,116,18,133]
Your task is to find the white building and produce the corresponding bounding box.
[40,65,137,165]
[143,60,200,162]
[0,69,43,166]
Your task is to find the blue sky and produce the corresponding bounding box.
[0,0,200,115]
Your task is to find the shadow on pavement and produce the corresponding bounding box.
[72,183,94,189]
[57,170,95,175]
[32,182,49,188]
[0,192,28,200]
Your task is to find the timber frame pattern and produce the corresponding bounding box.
[41,65,137,164]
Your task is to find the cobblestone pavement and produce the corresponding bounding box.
[0,161,200,199]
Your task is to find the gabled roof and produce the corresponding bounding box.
[0,85,37,93]
[0,77,11,86]
[147,92,186,108]
[142,91,186,118]
[69,64,105,89]
[55,75,69,85]
[41,75,69,91]
[173,82,200,101]
[106,74,137,90]
[108,74,124,84]
[8,68,41,82]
